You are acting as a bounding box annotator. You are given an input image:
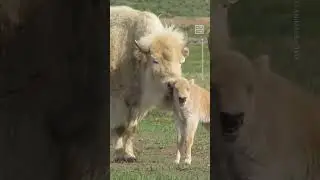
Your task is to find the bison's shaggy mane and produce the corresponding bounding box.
[137,25,187,50]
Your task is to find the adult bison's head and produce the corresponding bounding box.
[134,26,189,102]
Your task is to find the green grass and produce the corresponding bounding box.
[109,45,210,180]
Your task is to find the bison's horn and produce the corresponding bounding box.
[134,40,150,53]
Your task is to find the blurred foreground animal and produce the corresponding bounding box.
[0,0,108,180]
[210,1,242,179]
[212,51,320,180]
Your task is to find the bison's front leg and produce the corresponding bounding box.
[119,108,148,162]
[111,127,126,162]
[112,123,138,163]
[111,125,137,163]
[112,122,138,162]
[111,123,138,163]
[110,97,132,162]
[122,123,138,162]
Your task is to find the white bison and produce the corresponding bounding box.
[110,6,189,162]
[212,50,320,180]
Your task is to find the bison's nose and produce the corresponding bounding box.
[178,97,186,104]
[220,112,244,141]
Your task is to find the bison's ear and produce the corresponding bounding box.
[254,54,270,72]
[180,47,189,64]
[189,79,195,84]
[182,47,189,58]
[134,40,150,53]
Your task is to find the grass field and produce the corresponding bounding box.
[110,45,210,180]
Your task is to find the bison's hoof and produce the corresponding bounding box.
[113,157,126,163]
[183,159,192,165]
[113,154,137,163]
[123,156,137,163]
[174,159,180,164]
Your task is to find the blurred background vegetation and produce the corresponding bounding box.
[110,0,210,41]
[110,0,210,17]
[228,0,320,93]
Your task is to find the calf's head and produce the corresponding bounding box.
[171,78,193,107]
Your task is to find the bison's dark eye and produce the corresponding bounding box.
[151,55,159,64]
[167,83,174,92]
